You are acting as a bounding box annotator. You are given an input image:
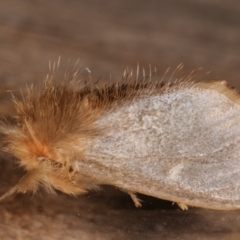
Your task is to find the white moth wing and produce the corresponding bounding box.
[80,83,240,210]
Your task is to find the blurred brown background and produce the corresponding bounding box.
[0,0,240,239]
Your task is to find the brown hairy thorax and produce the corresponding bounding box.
[0,70,197,201]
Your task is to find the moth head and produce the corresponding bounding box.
[0,80,100,202]
[0,118,86,202]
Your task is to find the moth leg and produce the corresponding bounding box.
[177,202,189,210]
[127,191,142,208]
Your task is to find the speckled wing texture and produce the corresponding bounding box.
[80,82,240,210]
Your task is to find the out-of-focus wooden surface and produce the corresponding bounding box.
[0,1,240,239]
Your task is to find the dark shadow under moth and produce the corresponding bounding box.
[0,73,240,211]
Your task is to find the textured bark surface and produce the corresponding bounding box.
[0,0,240,239]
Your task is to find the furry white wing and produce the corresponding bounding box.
[80,87,240,209]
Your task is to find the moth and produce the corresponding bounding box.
[1,71,240,211]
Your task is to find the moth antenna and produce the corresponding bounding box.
[0,185,18,202]
[0,181,34,203]
[0,168,60,203]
